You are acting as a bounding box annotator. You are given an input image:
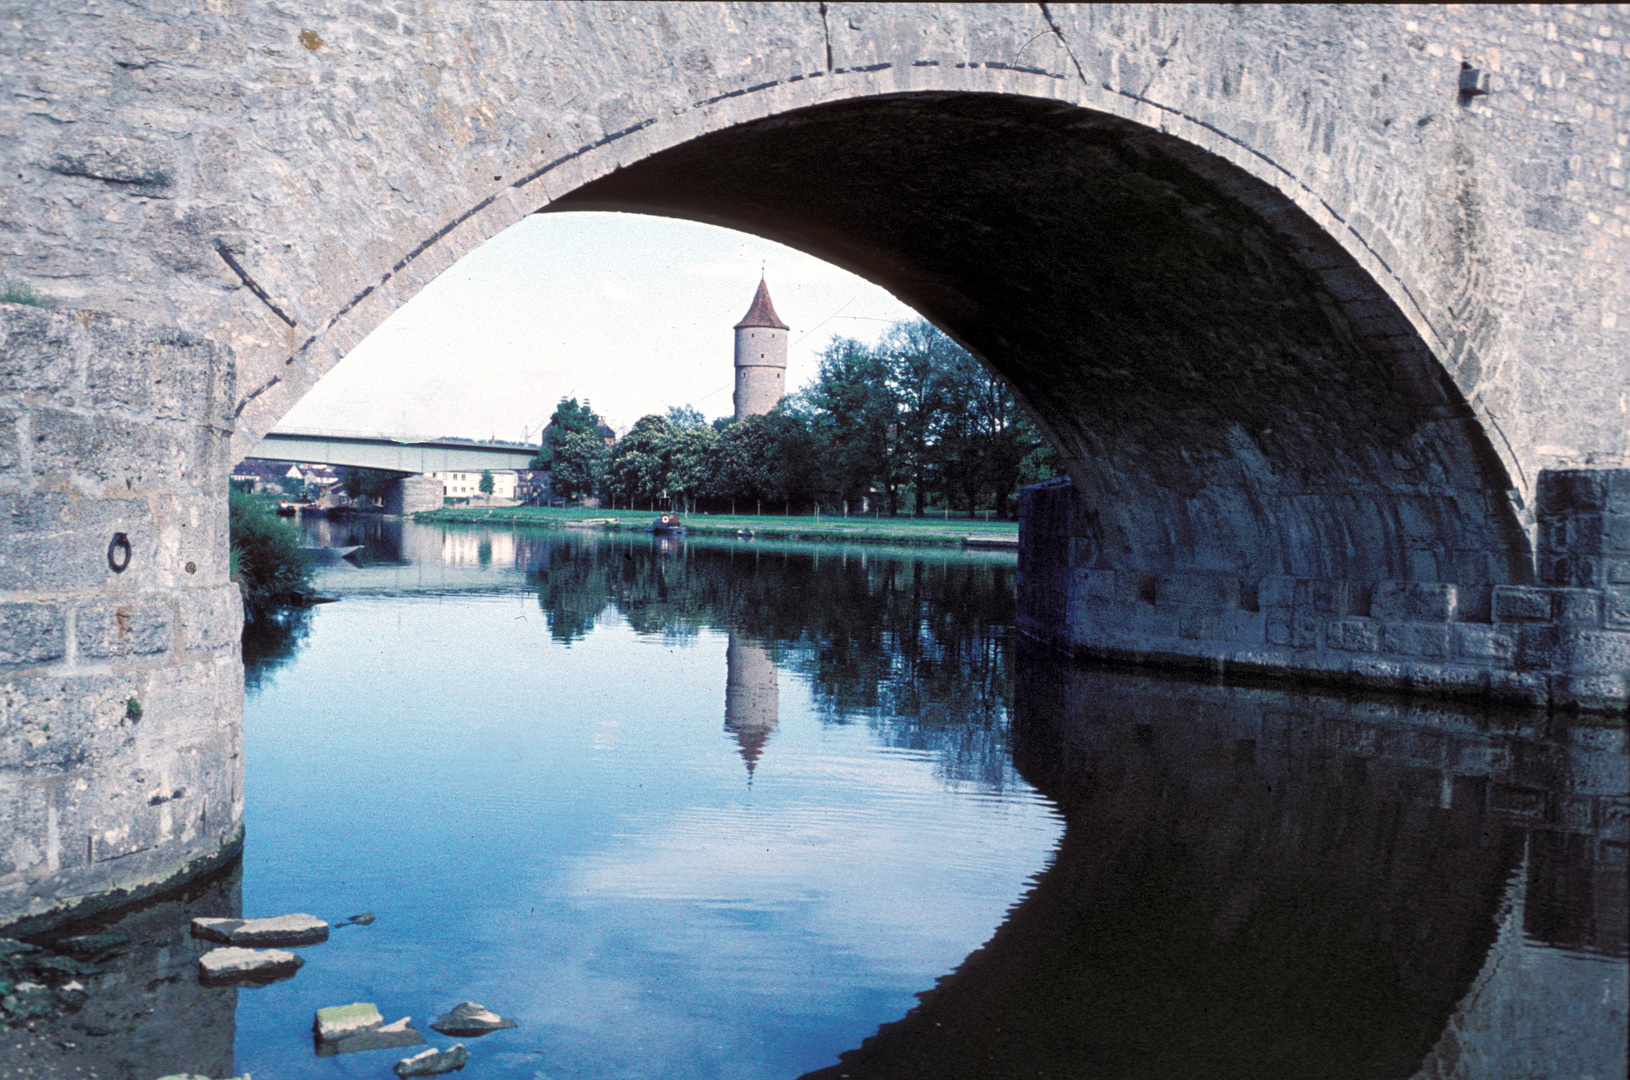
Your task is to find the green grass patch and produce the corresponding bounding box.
[412,506,1018,548]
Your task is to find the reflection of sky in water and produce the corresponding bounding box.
[239,582,1060,1079]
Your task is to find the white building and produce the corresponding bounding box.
[432,469,519,501]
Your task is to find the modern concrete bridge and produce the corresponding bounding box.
[1,2,1626,928]
[253,430,539,475]
[250,429,538,510]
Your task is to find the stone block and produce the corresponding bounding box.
[1551,588,1602,627]
[179,585,243,652]
[1178,607,1264,644]
[1155,571,1241,609]
[0,308,78,394]
[0,602,66,666]
[1608,514,1630,555]
[75,599,174,659]
[1517,625,1630,676]
[0,492,156,592]
[1454,624,1516,664]
[1372,581,1457,622]
[1127,604,1180,640]
[0,412,19,474]
[1493,585,1551,622]
[1258,575,1297,610]
[1605,588,1630,631]
[1301,578,1363,615]
[1081,568,1119,603]
[1381,622,1451,659]
[1327,617,1380,652]
[0,674,139,772]
[1539,513,1606,556]
[1267,607,1319,647]
[1537,469,1630,516]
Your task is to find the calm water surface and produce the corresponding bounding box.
[21,516,1624,1079]
[236,519,1061,1080]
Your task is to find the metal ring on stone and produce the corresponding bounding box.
[107,533,132,574]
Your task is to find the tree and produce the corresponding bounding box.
[808,339,895,511]
[552,430,609,501]
[608,414,672,507]
[532,397,603,470]
[666,404,706,429]
[664,423,719,511]
[478,470,495,502]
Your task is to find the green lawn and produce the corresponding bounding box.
[413,505,1019,547]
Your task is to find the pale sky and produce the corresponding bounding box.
[278,212,922,441]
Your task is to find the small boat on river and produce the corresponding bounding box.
[650,513,687,535]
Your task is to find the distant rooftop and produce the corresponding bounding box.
[733,278,789,331]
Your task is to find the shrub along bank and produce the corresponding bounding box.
[229,491,313,617]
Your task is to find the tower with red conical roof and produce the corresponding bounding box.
[733,277,790,421]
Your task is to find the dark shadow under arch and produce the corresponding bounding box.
[558,92,1530,603]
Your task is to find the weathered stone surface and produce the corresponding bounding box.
[3,1,1629,929]
[315,1002,386,1041]
[395,1044,470,1078]
[429,1000,519,1037]
[196,946,303,984]
[313,1003,426,1057]
[192,912,328,947]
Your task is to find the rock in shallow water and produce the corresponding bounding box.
[428,1000,518,1037]
[197,946,304,985]
[192,913,329,947]
[313,1002,426,1057]
[394,1043,470,1077]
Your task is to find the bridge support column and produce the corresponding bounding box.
[384,474,444,515]
[0,305,244,931]
[1018,472,1630,714]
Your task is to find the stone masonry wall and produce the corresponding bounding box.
[1020,471,1630,714]
[0,304,243,929]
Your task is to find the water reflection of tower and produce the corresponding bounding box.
[725,634,779,780]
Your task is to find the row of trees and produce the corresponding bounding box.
[541,320,1061,518]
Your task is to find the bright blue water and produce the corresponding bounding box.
[235,521,1060,1079]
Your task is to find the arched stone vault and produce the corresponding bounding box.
[556,91,1529,594]
[1,2,1626,926]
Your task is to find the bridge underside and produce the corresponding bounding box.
[563,94,1526,592]
[561,94,1627,709]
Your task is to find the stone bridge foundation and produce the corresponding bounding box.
[384,474,445,516]
[0,305,244,932]
[1019,471,1630,714]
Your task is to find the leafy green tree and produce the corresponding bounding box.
[532,397,603,469]
[808,339,896,511]
[664,423,719,511]
[707,405,823,512]
[608,414,672,507]
[478,470,495,500]
[665,404,706,429]
[552,430,609,501]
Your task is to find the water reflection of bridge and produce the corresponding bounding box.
[805,646,1627,1080]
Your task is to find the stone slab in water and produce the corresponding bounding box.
[197,946,304,985]
[428,1000,518,1036]
[314,1002,425,1057]
[192,913,329,947]
[395,1043,470,1077]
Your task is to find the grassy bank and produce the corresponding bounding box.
[412,505,1019,548]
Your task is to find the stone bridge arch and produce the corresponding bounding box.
[2,3,1625,926]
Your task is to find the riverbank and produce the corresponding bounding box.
[412,506,1018,548]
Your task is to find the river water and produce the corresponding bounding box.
[19,516,1628,1079]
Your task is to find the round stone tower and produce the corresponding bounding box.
[733,277,790,421]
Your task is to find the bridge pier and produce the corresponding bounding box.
[0,305,244,932]
[384,475,445,516]
[1019,471,1630,714]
